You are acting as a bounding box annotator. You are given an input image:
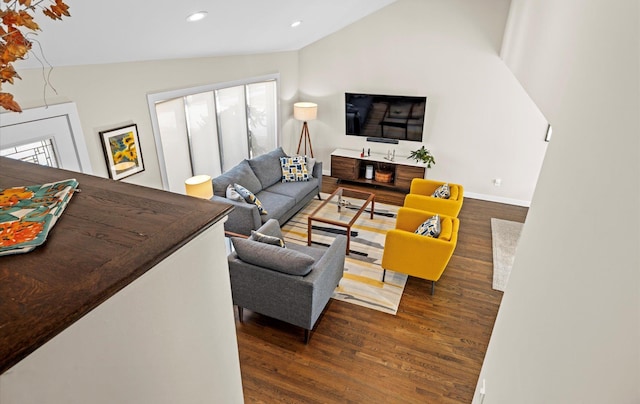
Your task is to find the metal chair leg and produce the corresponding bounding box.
[304,329,310,344]
[237,306,244,323]
[431,281,435,295]
[382,269,386,282]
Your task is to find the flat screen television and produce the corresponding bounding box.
[345,92,427,143]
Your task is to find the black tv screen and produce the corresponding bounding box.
[345,92,427,142]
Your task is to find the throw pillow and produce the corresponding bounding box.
[250,230,286,248]
[432,183,451,199]
[233,183,268,215]
[306,157,316,178]
[280,156,310,183]
[415,214,441,238]
[225,184,245,202]
[231,237,315,276]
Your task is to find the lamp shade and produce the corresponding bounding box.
[293,102,317,121]
[185,175,213,199]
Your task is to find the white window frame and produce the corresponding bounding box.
[147,74,280,191]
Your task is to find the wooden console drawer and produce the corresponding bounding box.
[395,165,426,190]
[331,155,359,180]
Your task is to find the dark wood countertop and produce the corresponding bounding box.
[0,157,233,374]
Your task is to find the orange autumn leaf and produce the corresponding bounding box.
[0,92,22,112]
[17,10,39,30]
[1,10,20,26]
[0,64,20,83]
[44,0,70,20]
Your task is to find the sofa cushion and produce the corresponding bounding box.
[267,179,318,204]
[280,156,310,182]
[415,214,441,238]
[432,183,450,199]
[250,230,285,248]
[212,160,262,197]
[254,190,296,222]
[234,183,268,215]
[248,147,287,189]
[231,237,315,276]
[226,184,245,202]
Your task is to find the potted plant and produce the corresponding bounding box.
[408,146,435,168]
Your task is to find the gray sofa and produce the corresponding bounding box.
[211,147,322,236]
[228,219,347,342]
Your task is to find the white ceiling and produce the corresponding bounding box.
[14,0,396,69]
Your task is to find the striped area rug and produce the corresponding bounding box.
[281,193,407,315]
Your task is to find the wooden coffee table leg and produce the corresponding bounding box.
[307,218,312,246]
[345,224,351,255]
[370,198,375,219]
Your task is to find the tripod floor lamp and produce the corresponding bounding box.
[294,102,317,157]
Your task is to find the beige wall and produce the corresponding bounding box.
[296,0,549,205]
[476,0,639,402]
[9,52,299,189]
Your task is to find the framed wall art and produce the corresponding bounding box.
[99,124,145,180]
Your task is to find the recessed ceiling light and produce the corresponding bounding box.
[187,11,208,22]
[291,20,302,28]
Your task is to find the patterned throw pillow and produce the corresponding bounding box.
[233,183,268,215]
[415,214,441,238]
[250,230,286,248]
[225,184,245,202]
[432,183,451,199]
[280,156,310,183]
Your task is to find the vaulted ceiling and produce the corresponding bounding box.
[15,0,396,69]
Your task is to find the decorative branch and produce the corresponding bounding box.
[0,0,70,112]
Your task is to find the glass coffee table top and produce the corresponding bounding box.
[307,187,375,254]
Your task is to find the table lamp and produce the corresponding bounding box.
[185,175,213,199]
[294,102,317,157]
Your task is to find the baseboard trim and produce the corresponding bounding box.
[464,192,531,207]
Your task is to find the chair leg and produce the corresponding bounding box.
[316,193,322,201]
[304,329,311,344]
[382,269,386,282]
[431,281,435,295]
[237,306,244,323]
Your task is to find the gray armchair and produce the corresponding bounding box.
[228,219,346,343]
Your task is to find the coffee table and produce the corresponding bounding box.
[307,187,375,254]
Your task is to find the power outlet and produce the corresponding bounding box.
[493,178,502,187]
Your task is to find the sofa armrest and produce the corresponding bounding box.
[313,234,346,275]
[210,195,261,236]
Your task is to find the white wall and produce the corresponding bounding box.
[0,222,244,404]
[296,0,549,205]
[475,0,639,402]
[9,52,299,190]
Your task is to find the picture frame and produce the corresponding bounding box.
[99,124,145,180]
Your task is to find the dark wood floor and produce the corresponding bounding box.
[235,176,528,403]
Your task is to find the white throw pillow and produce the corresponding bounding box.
[226,184,245,202]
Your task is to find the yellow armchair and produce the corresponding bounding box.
[381,207,459,294]
[403,178,464,217]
